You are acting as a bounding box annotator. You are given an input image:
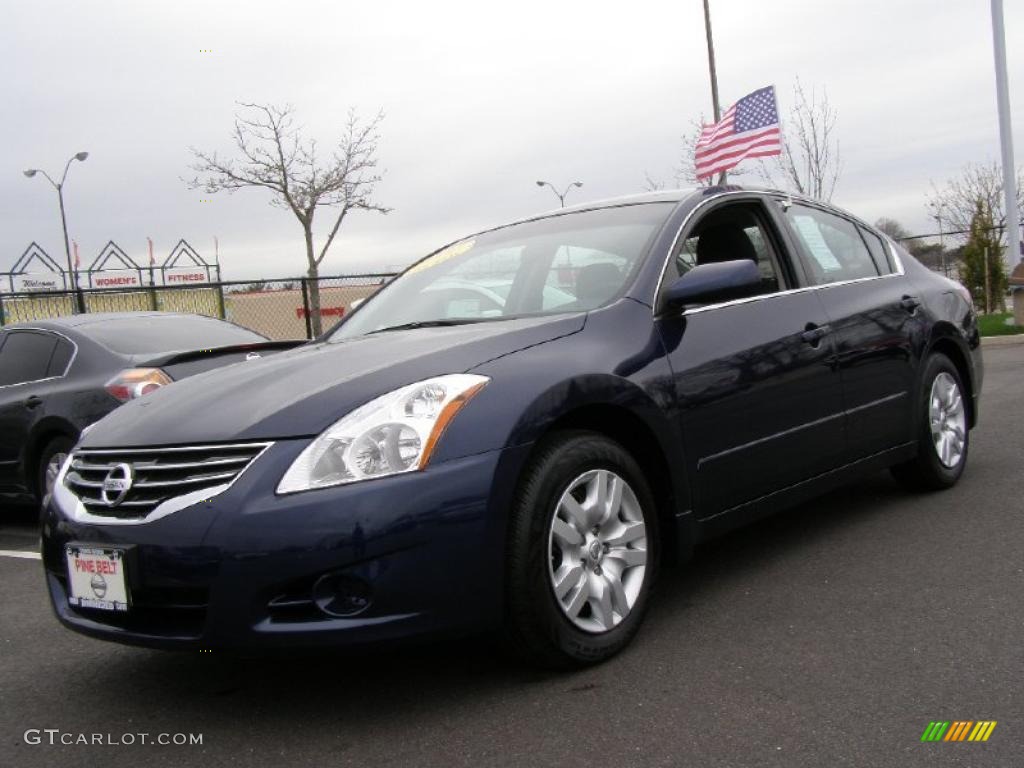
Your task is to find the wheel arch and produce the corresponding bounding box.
[517,395,694,565]
[925,326,977,428]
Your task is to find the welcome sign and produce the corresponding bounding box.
[13,274,63,292]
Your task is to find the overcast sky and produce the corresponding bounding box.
[2,0,1021,281]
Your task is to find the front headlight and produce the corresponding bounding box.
[276,374,489,494]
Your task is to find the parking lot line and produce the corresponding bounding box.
[0,549,41,560]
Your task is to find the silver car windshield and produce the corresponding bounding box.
[330,203,672,339]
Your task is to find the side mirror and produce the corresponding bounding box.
[663,259,761,309]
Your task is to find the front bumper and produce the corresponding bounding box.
[41,440,529,651]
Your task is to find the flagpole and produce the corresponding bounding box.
[991,0,1021,269]
[702,0,727,185]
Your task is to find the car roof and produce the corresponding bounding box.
[480,184,842,232]
[3,312,216,332]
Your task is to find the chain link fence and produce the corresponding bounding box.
[0,273,395,340]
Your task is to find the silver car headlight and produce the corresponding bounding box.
[276,374,489,494]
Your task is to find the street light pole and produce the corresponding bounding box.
[535,180,583,208]
[24,152,89,312]
[990,0,1021,269]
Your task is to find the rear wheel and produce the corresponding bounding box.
[37,435,75,505]
[891,353,969,491]
[505,431,659,668]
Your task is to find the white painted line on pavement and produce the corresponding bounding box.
[0,549,41,560]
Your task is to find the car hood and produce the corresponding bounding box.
[82,314,585,447]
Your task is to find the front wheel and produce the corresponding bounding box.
[891,353,969,491]
[37,435,76,505]
[505,431,659,668]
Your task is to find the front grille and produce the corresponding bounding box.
[64,442,268,520]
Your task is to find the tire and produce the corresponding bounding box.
[505,430,659,669]
[37,435,75,505]
[891,353,969,491]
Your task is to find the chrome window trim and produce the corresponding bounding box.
[0,326,79,389]
[53,441,273,526]
[652,190,907,318]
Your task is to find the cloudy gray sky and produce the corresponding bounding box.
[3,0,1021,281]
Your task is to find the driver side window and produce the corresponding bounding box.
[664,202,785,302]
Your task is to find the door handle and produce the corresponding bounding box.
[24,395,43,409]
[801,323,830,346]
[900,295,921,313]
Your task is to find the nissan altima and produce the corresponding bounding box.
[41,187,982,667]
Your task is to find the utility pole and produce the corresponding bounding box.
[991,0,1021,270]
[984,246,992,314]
[702,0,726,186]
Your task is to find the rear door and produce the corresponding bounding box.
[777,200,923,459]
[656,197,846,519]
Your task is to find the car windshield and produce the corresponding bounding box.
[329,203,672,339]
[83,315,267,355]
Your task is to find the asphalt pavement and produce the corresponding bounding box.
[2,345,1022,768]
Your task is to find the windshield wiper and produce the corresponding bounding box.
[367,318,490,334]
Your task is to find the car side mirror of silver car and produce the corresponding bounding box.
[663,259,762,309]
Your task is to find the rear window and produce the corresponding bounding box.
[784,204,880,284]
[82,316,266,355]
[47,337,75,376]
[0,331,58,385]
[858,225,896,275]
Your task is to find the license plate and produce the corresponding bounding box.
[65,546,130,612]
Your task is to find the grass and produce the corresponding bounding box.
[978,311,1024,337]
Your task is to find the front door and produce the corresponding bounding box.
[656,199,846,519]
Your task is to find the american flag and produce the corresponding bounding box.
[695,85,782,180]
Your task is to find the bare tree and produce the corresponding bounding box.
[759,80,841,201]
[188,103,389,335]
[874,217,912,242]
[641,171,668,192]
[927,161,1023,248]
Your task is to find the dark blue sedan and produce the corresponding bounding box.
[41,187,982,667]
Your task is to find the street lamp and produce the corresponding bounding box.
[23,151,90,312]
[536,180,583,208]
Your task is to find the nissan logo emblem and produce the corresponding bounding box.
[101,463,134,507]
[90,573,108,598]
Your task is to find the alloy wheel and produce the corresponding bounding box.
[929,372,966,468]
[547,469,648,633]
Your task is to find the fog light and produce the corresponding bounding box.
[312,573,372,617]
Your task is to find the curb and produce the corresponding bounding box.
[981,334,1024,347]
